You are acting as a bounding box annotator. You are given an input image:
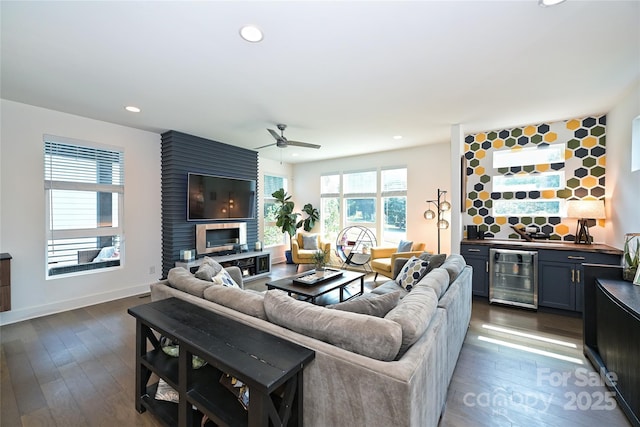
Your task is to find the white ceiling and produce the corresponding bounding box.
[1,1,638,163]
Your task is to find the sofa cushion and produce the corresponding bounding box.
[384,284,438,357]
[440,254,467,283]
[397,240,413,253]
[417,268,451,299]
[302,234,319,250]
[264,290,402,361]
[167,267,213,298]
[203,285,266,320]
[396,256,430,291]
[328,291,400,317]
[370,280,409,298]
[370,257,392,273]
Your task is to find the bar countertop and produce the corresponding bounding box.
[461,239,622,255]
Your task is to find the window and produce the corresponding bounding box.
[320,168,407,245]
[320,174,341,244]
[491,145,565,217]
[44,137,124,277]
[263,174,287,247]
[344,170,376,229]
[381,168,407,245]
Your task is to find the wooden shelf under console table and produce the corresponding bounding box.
[128,297,315,427]
[176,251,270,282]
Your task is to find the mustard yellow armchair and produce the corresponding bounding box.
[291,233,331,271]
[370,242,427,281]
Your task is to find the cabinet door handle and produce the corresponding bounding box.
[567,256,585,260]
[571,269,575,283]
[468,248,480,252]
[486,261,489,273]
[576,270,580,283]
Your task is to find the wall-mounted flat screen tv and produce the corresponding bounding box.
[187,173,256,221]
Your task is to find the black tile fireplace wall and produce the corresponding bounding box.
[161,130,258,278]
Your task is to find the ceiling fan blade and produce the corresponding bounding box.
[254,142,277,150]
[267,128,282,141]
[286,140,321,149]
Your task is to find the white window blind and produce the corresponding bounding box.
[44,137,124,276]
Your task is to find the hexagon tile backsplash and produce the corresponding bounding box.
[463,115,606,241]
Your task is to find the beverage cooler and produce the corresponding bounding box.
[489,248,538,309]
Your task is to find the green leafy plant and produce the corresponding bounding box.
[271,188,300,247]
[623,234,640,281]
[624,235,639,267]
[299,203,320,232]
[312,248,329,271]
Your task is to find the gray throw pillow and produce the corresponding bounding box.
[264,290,402,361]
[397,240,413,253]
[302,234,319,250]
[418,252,446,269]
[195,257,223,281]
[328,291,401,317]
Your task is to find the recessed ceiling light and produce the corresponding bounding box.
[239,25,263,43]
[393,135,403,140]
[538,0,566,7]
[125,106,141,113]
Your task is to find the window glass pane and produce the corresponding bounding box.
[493,199,563,216]
[48,235,121,275]
[382,169,407,192]
[493,172,565,192]
[493,144,565,168]
[345,198,376,223]
[263,225,284,247]
[264,175,286,196]
[382,196,406,245]
[344,171,376,194]
[321,197,340,243]
[321,174,340,194]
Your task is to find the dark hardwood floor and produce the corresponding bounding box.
[0,263,631,426]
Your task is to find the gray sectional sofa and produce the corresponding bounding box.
[149,254,472,427]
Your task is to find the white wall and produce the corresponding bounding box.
[258,156,293,263]
[0,100,161,325]
[292,143,452,255]
[604,81,640,249]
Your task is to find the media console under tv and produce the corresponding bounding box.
[175,251,271,282]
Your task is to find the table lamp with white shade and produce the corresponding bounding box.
[566,200,605,244]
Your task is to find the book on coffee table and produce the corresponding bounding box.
[292,268,343,286]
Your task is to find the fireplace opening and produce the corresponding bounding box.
[196,222,247,255]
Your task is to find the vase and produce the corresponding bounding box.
[622,233,640,282]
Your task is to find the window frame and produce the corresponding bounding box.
[44,135,124,278]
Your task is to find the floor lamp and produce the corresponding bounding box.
[424,189,451,253]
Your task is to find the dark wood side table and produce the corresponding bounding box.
[0,253,12,312]
[128,297,315,427]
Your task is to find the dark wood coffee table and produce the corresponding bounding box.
[266,269,365,305]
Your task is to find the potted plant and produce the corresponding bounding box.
[312,248,329,276]
[271,188,320,264]
[623,233,640,282]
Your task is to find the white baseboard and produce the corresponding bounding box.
[0,284,151,326]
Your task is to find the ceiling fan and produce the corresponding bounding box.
[255,124,321,150]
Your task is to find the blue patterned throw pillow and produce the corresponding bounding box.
[212,268,240,288]
[396,256,429,291]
